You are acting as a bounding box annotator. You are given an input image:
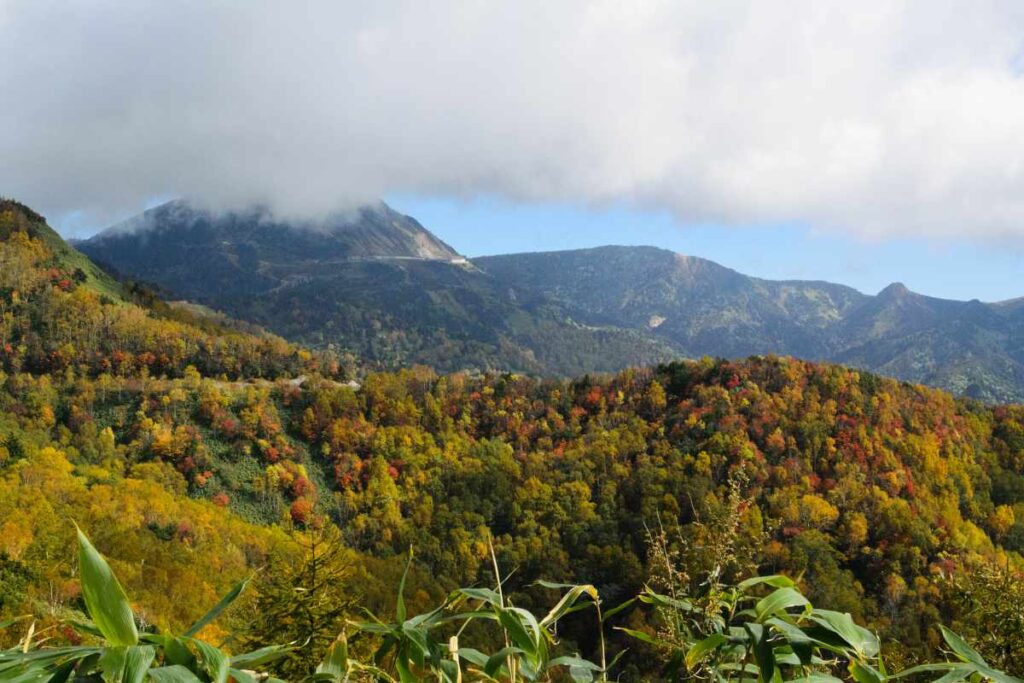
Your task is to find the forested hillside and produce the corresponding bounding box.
[2,199,1023,678]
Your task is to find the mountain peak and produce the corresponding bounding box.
[91,199,462,261]
[0,197,46,225]
[877,282,911,299]
[78,199,465,300]
[86,199,463,258]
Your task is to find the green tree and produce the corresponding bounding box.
[942,560,1024,675]
[241,524,358,680]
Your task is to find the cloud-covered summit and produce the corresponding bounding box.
[2,1,1024,238]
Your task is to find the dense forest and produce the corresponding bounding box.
[1,199,1023,680]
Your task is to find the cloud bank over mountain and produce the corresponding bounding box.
[2,1,1024,237]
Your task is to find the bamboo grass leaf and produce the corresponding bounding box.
[685,633,727,669]
[314,633,349,682]
[754,588,809,622]
[147,665,204,683]
[75,527,138,647]
[183,575,252,638]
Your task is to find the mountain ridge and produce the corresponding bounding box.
[76,201,1024,402]
[78,201,682,376]
[478,246,1024,402]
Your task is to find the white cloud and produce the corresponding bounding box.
[1,0,1024,238]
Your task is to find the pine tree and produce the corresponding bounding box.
[241,524,357,679]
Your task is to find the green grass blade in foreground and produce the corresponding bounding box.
[75,526,138,647]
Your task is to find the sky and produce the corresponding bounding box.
[2,1,1024,301]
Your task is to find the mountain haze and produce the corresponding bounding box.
[79,203,1024,402]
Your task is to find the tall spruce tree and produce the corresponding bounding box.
[242,524,357,679]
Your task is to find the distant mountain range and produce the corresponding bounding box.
[77,200,1024,402]
[77,201,677,375]
[478,248,1024,402]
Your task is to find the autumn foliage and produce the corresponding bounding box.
[0,200,1022,673]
